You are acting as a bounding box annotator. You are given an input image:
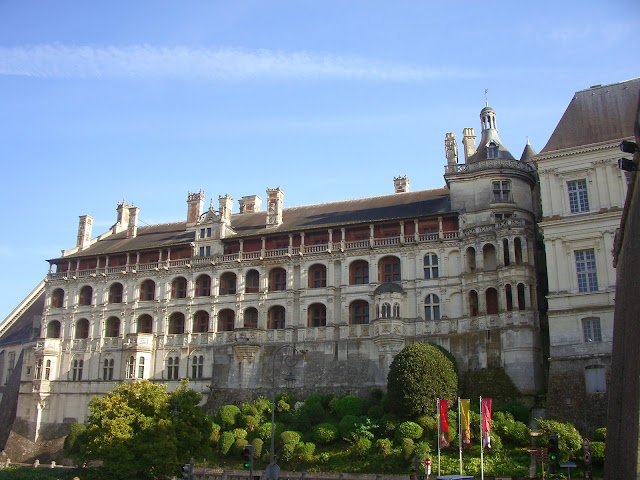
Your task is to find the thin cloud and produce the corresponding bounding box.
[0,44,481,81]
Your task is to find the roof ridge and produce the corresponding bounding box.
[575,77,640,94]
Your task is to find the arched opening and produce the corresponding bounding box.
[349,260,369,285]
[79,285,93,306]
[517,283,526,310]
[137,314,153,333]
[349,300,369,325]
[486,288,499,314]
[47,320,61,338]
[109,283,124,304]
[505,284,513,311]
[105,316,120,337]
[195,275,211,297]
[483,244,497,270]
[172,277,188,299]
[503,239,510,266]
[140,280,155,301]
[193,311,209,333]
[245,270,260,293]
[514,237,523,264]
[379,256,401,283]
[308,303,327,327]
[220,272,237,295]
[75,318,90,339]
[469,290,479,317]
[51,288,65,308]
[308,264,327,288]
[466,247,476,272]
[169,312,185,334]
[244,307,258,328]
[268,306,286,329]
[268,268,286,291]
[217,309,235,331]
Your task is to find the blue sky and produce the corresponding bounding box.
[1,1,639,320]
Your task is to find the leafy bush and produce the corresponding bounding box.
[255,421,285,441]
[400,438,415,460]
[217,431,235,455]
[350,437,372,458]
[217,404,241,429]
[334,394,364,419]
[387,342,458,417]
[368,404,385,419]
[252,437,264,459]
[413,440,432,460]
[210,422,221,442]
[295,441,316,462]
[233,438,248,455]
[279,430,302,461]
[492,411,530,447]
[461,368,520,404]
[590,440,605,465]
[395,421,424,441]
[593,427,606,442]
[314,423,339,444]
[375,438,393,458]
[63,422,87,464]
[499,401,530,424]
[339,415,361,440]
[379,413,400,437]
[241,402,259,416]
[536,419,583,460]
[241,414,260,432]
[415,414,437,433]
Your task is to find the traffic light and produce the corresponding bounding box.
[242,445,254,470]
[548,433,559,474]
[181,460,193,480]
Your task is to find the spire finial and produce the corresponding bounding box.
[484,88,489,107]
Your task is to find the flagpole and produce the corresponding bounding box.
[480,396,484,480]
[437,398,441,477]
[458,397,462,475]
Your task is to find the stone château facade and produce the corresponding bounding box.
[0,103,544,460]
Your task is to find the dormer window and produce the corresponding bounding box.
[487,141,499,159]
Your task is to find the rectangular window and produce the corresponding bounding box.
[199,247,205,257]
[200,228,205,239]
[582,318,602,343]
[206,228,212,238]
[205,246,211,256]
[568,180,590,213]
[492,181,510,202]
[575,249,598,292]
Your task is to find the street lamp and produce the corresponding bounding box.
[268,344,302,480]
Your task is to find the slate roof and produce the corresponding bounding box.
[540,77,640,154]
[54,187,453,261]
[0,292,42,347]
[519,141,537,163]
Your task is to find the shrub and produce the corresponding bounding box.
[387,342,458,417]
[499,401,530,424]
[255,421,285,441]
[350,437,372,458]
[63,422,87,464]
[395,421,424,441]
[379,413,400,437]
[536,419,583,460]
[218,431,235,455]
[461,368,521,405]
[253,397,271,416]
[314,423,339,444]
[593,427,606,442]
[233,438,248,455]
[413,440,432,461]
[279,430,302,461]
[415,414,437,433]
[241,414,260,432]
[252,437,264,459]
[376,438,393,458]
[339,415,361,441]
[401,438,415,460]
[334,394,364,419]
[368,405,385,419]
[295,441,316,461]
[492,412,530,447]
[217,404,241,429]
[241,402,259,416]
[210,422,221,442]
[590,441,605,465]
[232,428,247,440]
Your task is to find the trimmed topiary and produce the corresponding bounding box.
[334,394,364,419]
[217,404,241,429]
[375,438,393,458]
[252,437,264,459]
[350,437,372,458]
[592,427,606,442]
[218,430,235,456]
[314,422,339,444]
[395,421,424,441]
[295,441,316,461]
[387,342,458,417]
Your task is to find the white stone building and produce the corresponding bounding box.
[535,78,640,431]
[0,103,544,461]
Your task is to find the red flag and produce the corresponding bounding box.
[481,398,492,449]
[439,399,450,448]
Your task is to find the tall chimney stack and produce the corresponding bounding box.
[393,176,410,193]
[187,190,205,226]
[127,206,139,238]
[77,215,94,249]
[462,128,477,162]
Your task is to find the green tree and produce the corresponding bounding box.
[80,379,211,479]
[386,342,458,418]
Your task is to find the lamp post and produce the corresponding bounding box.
[268,344,300,480]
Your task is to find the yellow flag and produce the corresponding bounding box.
[460,399,471,448]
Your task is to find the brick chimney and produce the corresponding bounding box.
[462,128,477,162]
[266,187,284,228]
[393,175,410,193]
[113,200,131,234]
[76,215,94,249]
[186,190,205,226]
[239,195,262,214]
[127,206,139,238]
